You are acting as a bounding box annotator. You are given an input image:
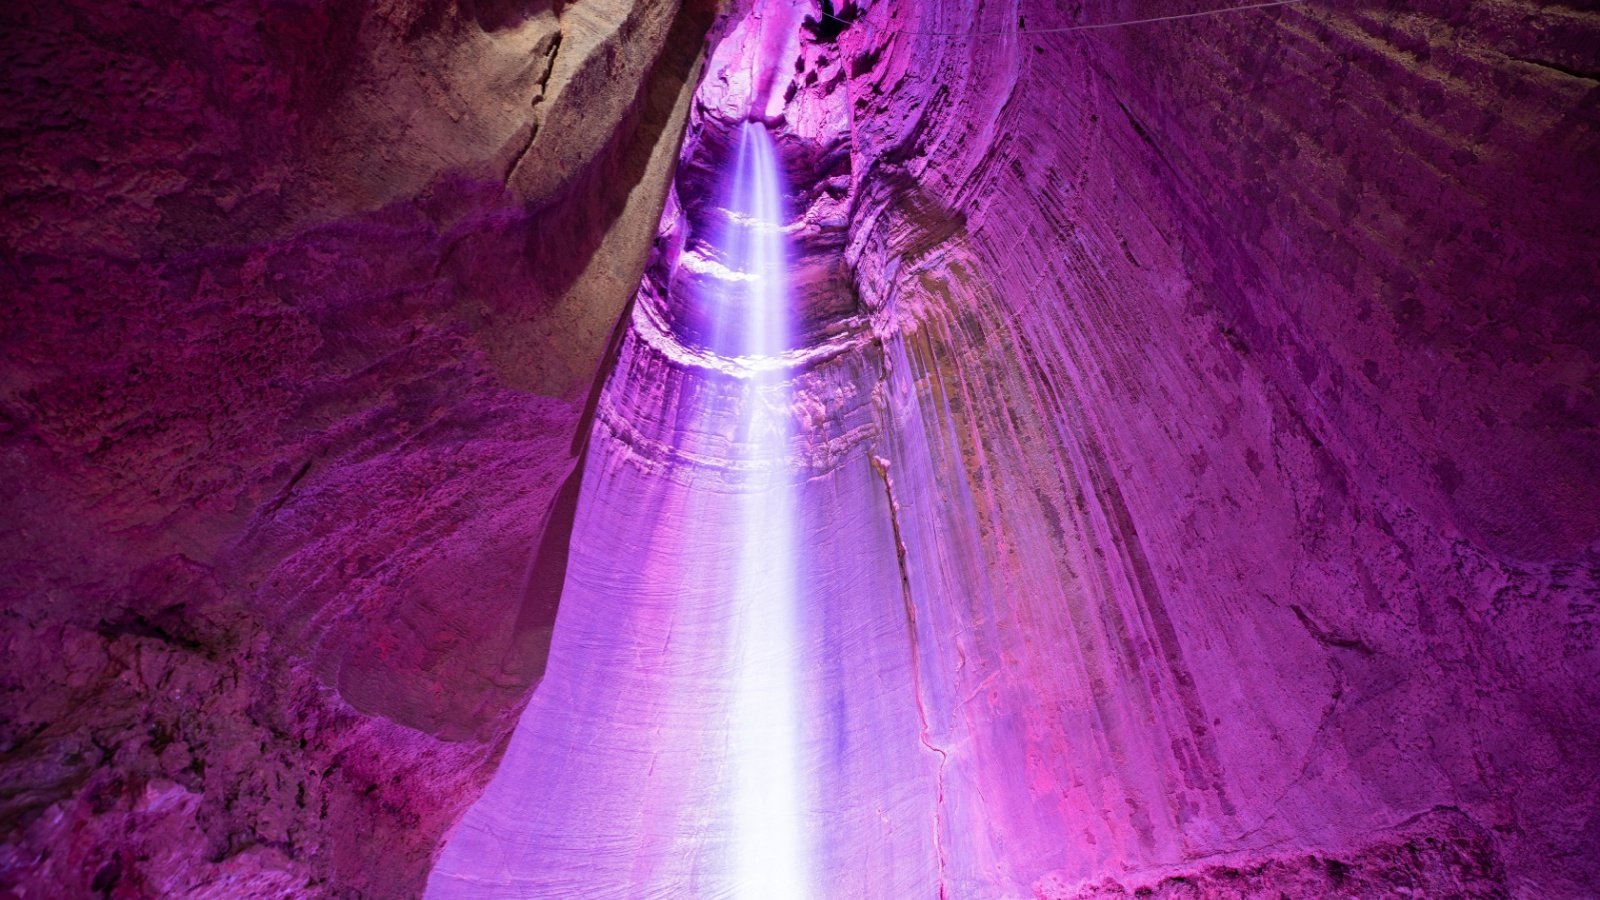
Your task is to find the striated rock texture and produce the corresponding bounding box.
[831,0,1600,895]
[422,7,930,894]
[1,0,716,895]
[3,0,1597,896]
[433,0,1598,895]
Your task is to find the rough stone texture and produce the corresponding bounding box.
[3,0,1598,896]
[0,0,715,895]
[835,0,1600,895]
[1049,808,1508,898]
[431,0,1597,895]
[423,9,932,893]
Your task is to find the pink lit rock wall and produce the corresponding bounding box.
[425,7,948,893]
[1,0,715,894]
[434,0,1597,894]
[2,0,1597,896]
[832,0,1600,895]
[428,327,945,895]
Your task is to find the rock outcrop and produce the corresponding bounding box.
[426,0,1600,895]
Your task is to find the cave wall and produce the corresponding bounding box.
[422,7,943,893]
[0,0,716,894]
[417,0,1599,893]
[2,0,1597,896]
[837,0,1599,894]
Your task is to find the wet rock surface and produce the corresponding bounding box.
[419,0,1600,894]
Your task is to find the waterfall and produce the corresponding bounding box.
[423,121,823,899]
[722,122,807,898]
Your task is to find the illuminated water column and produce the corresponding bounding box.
[719,121,807,898]
[425,117,851,890]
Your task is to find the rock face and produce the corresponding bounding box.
[828,0,1600,895]
[429,0,1599,895]
[3,0,1598,897]
[1,0,716,895]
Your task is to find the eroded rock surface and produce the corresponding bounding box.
[440,0,1598,894]
[2,0,1597,896]
[836,0,1600,894]
[1,0,715,894]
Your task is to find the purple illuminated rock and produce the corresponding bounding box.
[438,0,1599,894]
[3,0,1597,896]
[829,1,1600,895]
[1,0,715,894]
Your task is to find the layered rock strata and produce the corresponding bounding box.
[836,0,1600,894]
[437,0,1599,894]
[1,0,1596,896]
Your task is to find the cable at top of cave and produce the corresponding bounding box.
[817,0,1310,37]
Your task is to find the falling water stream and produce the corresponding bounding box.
[721,122,808,898]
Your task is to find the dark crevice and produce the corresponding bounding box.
[804,0,858,43]
[504,31,564,185]
[261,459,313,518]
[1507,54,1600,84]
[1290,604,1376,654]
[95,612,205,653]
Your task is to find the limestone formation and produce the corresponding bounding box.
[2,0,1596,896]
